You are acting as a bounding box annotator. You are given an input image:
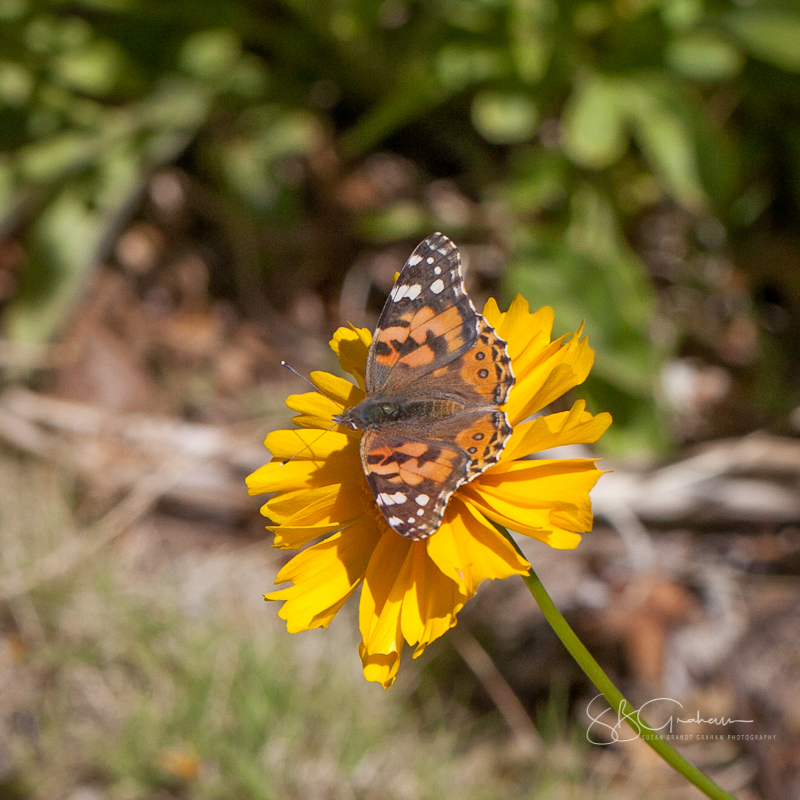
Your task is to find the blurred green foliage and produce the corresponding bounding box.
[2,0,800,454]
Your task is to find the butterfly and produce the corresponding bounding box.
[334,233,515,540]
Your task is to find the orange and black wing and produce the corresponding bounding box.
[360,405,513,540]
[360,429,469,540]
[365,233,478,395]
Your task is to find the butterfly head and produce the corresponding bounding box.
[334,399,400,431]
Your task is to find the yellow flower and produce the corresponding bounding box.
[247,295,611,688]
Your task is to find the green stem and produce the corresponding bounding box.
[502,530,739,800]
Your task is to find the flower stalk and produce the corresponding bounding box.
[502,529,739,800]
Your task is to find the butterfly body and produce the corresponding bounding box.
[334,233,514,540]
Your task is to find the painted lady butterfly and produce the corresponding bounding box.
[335,233,515,540]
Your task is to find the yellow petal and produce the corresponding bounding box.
[265,516,382,632]
[463,459,604,548]
[462,492,584,549]
[286,390,358,432]
[504,401,613,460]
[477,458,603,511]
[264,428,358,462]
[246,447,356,495]
[359,532,411,667]
[506,331,595,424]
[484,296,555,362]
[426,498,530,595]
[399,543,467,657]
[310,370,365,407]
[359,641,402,688]
[265,482,367,527]
[267,484,371,549]
[330,326,372,389]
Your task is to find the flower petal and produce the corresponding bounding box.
[359,641,403,688]
[266,485,370,549]
[463,459,604,549]
[358,532,470,686]
[265,481,367,525]
[484,295,555,364]
[310,370,365,407]
[246,443,360,495]
[359,532,410,686]
[266,516,382,633]
[286,390,357,432]
[264,428,358,462]
[507,330,595,424]
[330,326,372,389]
[400,543,468,658]
[426,498,530,595]
[504,400,613,460]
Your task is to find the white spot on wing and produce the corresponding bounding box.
[407,517,415,524]
[415,494,430,506]
[408,254,422,266]
[426,256,434,264]
[388,516,403,527]
[434,266,441,275]
[391,283,422,302]
[378,491,407,506]
[430,279,445,294]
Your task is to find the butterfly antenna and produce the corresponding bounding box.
[281,361,345,410]
[279,422,339,466]
[278,361,349,465]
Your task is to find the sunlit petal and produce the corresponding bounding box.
[310,370,365,407]
[330,325,372,389]
[359,531,410,685]
[427,498,530,595]
[286,390,359,432]
[504,401,613,460]
[266,517,382,633]
[264,428,358,461]
[507,331,595,424]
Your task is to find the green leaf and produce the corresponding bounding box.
[504,149,569,213]
[661,0,703,31]
[435,45,509,91]
[666,31,744,81]
[562,75,627,170]
[505,203,669,456]
[179,29,242,79]
[221,107,321,209]
[471,91,538,144]
[51,38,125,97]
[726,11,800,72]
[621,76,707,211]
[19,132,98,182]
[0,60,34,106]
[357,202,428,242]
[5,189,105,343]
[510,0,556,84]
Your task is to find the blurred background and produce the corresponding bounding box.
[0,0,799,798]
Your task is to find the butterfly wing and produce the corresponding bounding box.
[365,233,479,395]
[358,232,516,540]
[361,407,512,540]
[360,428,468,540]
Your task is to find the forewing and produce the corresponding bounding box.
[419,314,515,407]
[360,429,468,540]
[365,232,478,394]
